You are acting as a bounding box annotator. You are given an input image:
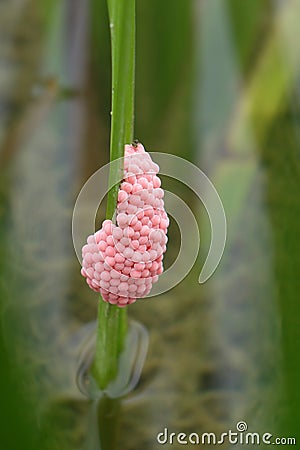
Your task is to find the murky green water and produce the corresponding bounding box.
[0,1,300,449]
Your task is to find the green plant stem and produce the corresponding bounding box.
[96,397,121,450]
[91,0,136,390]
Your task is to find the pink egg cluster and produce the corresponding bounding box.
[81,142,169,307]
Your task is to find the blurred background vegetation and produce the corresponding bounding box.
[0,0,300,449]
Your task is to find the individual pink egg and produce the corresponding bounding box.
[153,176,161,188]
[122,182,132,193]
[115,243,125,253]
[134,263,145,271]
[118,190,128,203]
[103,220,113,235]
[105,256,115,267]
[132,251,143,262]
[139,236,148,245]
[140,225,150,236]
[131,269,141,278]
[98,241,107,252]
[117,200,129,212]
[117,213,128,228]
[123,226,134,238]
[123,267,131,275]
[131,240,139,250]
[115,253,125,263]
[127,204,137,215]
[101,271,111,281]
[151,215,161,226]
[87,235,95,245]
[112,227,123,240]
[106,235,114,246]
[128,284,137,293]
[123,247,134,259]
[128,215,138,226]
[110,269,121,279]
[132,183,143,193]
[105,246,116,257]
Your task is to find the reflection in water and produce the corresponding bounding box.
[76,320,149,450]
[77,320,149,400]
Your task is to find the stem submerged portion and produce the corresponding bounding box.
[91,0,136,390]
